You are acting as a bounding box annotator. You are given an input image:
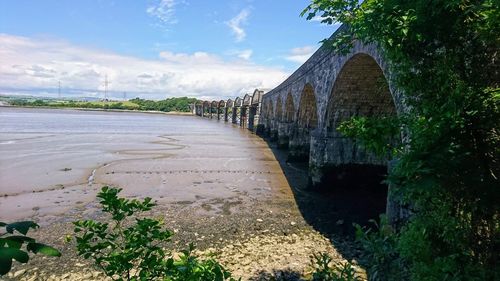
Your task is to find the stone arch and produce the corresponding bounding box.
[275,95,287,148]
[288,84,318,161]
[210,101,218,119]
[316,53,398,224]
[226,99,234,122]
[241,94,251,128]
[298,84,318,129]
[202,101,210,117]
[250,89,264,132]
[261,99,274,136]
[275,95,283,122]
[251,90,263,105]
[194,101,202,116]
[218,100,226,120]
[233,97,242,124]
[242,94,251,106]
[284,92,295,123]
[325,53,397,166]
[234,97,243,107]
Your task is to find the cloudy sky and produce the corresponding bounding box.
[0,0,338,100]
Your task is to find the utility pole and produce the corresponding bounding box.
[102,75,111,101]
[123,92,127,101]
[58,80,61,99]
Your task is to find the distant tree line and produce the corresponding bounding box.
[128,97,198,112]
[7,97,199,113]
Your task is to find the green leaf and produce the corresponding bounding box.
[5,221,39,235]
[0,247,29,263]
[27,243,61,257]
[0,254,13,275]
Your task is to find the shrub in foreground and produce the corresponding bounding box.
[0,221,61,275]
[73,186,237,281]
[310,253,361,281]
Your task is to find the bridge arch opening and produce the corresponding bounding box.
[241,94,251,128]
[210,101,218,119]
[249,90,263,132]
[217,100,225,120]
[202,101,210,117]
[290,84,318,161]
[285,92,295,123]
[276,95,287,148]
[226,99,234,122]
[233,97,242,125]
[276,96,283,122]
[263,99,274,137]
[322,53,397,224]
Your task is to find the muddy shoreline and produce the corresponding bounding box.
[0,108,368,280]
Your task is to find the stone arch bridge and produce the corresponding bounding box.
[194,89,265,131]
[193,26,406,223]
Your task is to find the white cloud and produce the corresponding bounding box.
[285,46,317,64]
[147,0,179,26]
[226,9,250,42]
[229,49,253,60]
[0,34,288,100]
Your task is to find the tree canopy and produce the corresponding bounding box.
[303,0,499,280]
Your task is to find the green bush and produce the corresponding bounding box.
[0,221,61,275]
[310,253,361,281]
[73,186,237,281]
[354,216,408,281]
[304,0,499,280]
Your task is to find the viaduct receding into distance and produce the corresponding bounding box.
[193,25,407,224]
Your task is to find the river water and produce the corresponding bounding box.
[0,107,291,223]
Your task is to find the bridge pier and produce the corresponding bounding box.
[277,122,289,149]
[308,132,328,187]
[288,127,312,162]
[269,121,278,142]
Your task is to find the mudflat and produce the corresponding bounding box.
[0,107,364,280]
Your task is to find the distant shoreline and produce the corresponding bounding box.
[0,104,194,116]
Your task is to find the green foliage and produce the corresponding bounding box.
[304,0,499,280]
[8,96,199,112]
[354,216,408,281]
[73,186,236,281]
[129,97,199,112]
[310,253,361,281]
[338,116,401,157]
[0,221,61,275]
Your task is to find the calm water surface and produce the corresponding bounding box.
[0,107,219,134]
[0,107,288,223]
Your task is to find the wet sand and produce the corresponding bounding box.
[0,107,365,280]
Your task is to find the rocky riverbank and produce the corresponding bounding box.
[1,108,370,280]
[3,198,366,280]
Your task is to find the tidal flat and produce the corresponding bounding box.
[0,107,365,280]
